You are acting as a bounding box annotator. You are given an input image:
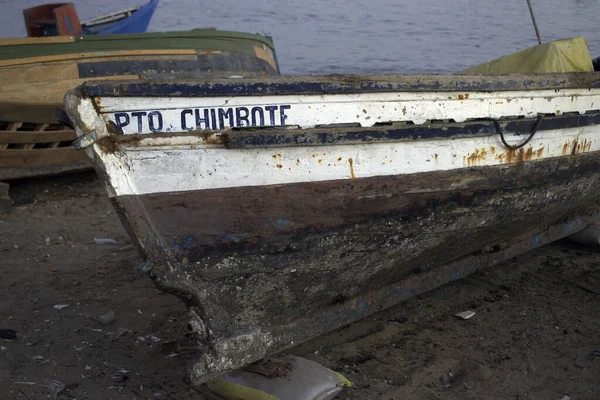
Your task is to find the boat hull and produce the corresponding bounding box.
[64,73,600,384]
[82,0,159,35]
[113,151,600,384]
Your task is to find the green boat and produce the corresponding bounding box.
[0,29,279,180]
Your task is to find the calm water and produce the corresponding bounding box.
[1,0,598,74]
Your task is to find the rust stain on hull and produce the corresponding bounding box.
[494,145,546,164]
[464,144,547,167]
[348,157,356,179]
[563,137,593,156]
[571,138,579,156]
[464,148,489,166]
[574,138,593,154]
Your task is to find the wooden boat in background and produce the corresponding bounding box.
[0,30,279,180]
[64,59,600,384]
[22,1,158,37]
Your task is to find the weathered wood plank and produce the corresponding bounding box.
[0,122,22,148]
[0,75,139,123]
[0,63,79,85]
[0,130,76,144]
[253,45,277,71]
[0,50,198,67]
[0,160,90,180]
[0,147,85,168]
[85,72,600,97]
[0,36,75,46]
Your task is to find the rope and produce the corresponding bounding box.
[493,115,543,150]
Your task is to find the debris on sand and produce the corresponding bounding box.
[92,310,115,325]
[94,238,117,245]
[115,327,131,337]
[42,379,66,398]
[589,350,600,361]
[455,310,476,320]
[204,355,351,400]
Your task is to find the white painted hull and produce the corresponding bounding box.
[75,87,600,197]
[98,88,600,134]
[98,124,597,197]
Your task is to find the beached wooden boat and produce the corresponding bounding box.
[0,30,279,180]
[63,37,600,383]
[64,71,600,384]
[22,1,158,37]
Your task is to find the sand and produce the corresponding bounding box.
[1,171,599,399]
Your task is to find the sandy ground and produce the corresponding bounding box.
[1,171,599,400]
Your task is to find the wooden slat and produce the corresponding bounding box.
[0,75,140,123]
[32,54,199,66]
[7,122,22,131]
[0,122,23,150]
[0,130,76,145]
[0,49,198,67]
[0,160,90,180]
[19,124,49,149]
[0,63,79,85]
[0,36,75,46]
[0,122,20,149]
[0,147,85,168]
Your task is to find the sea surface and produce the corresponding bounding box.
[1,0,598,74]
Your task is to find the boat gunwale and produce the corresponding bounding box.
[81,72,600,97]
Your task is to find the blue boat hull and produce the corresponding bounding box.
[83,0,158,35]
